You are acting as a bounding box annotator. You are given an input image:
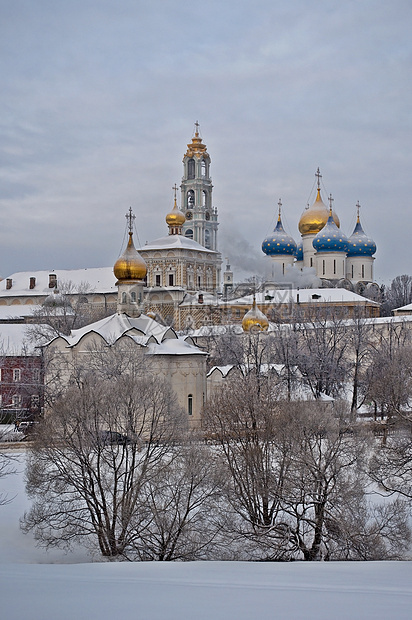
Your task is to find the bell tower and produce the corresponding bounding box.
[181,122,218,251]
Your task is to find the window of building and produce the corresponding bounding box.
[187,190,195,207]
[188,158,195,179]
[122,292,127,303]
[31,395,40,408]
[168,274,174,286]
[322,260,325,275]
[33,369,40,382]
[188,394,193,416]
[13,369,21,382]
[362,264,365,279]
[0,368,2,382]
[185,229,193,240]
[333,259,336,275]
[201,160,207,177]
[310,257,313,267]
[155,274,161,287]
[351,264,354,279]
[12,395,22,408]
[131,291,136,302]
[205,229,211,249]
[197,276,201,288]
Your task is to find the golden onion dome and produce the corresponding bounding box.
[166,198,186,227]
[298,189,340,236]
[242,298,269,333]
[113,232,147,281]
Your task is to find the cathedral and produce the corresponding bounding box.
[262,169,377,295]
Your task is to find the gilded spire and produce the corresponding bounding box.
[185,121,209,158]
[114,209,147,281]
[166,184,185,234]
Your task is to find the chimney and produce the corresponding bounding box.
[6,278,12,290]
[49,274,57,288]
[29,277,36,290]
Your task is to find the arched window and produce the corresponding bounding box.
[131,291,136,302]
[187,190,195,207]
[362,264,365,279]
[201,160,207,177]
[205,229,211,249]
[188,159,195,179]
[202,190,207,206]
[188,394,193,416]
[185,228,193,240]
[122,292,127,303]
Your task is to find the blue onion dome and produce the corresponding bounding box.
[313,202,349,253]
[347,206,376,257]
[262,202,297,256]
[295,241,303,261]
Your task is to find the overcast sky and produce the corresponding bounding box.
[1,0,411,284]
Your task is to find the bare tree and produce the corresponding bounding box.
[26,280,112,344]
[21,345,191,559]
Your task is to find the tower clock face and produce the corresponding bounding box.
[205,211,210,221]
[186,210,193,220]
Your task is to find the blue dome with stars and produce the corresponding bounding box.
[313,213,349,253]
[347,217,376,257]
[295,241,303,261]
[262,211,297,256]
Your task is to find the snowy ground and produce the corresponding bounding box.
[1,451,412,620]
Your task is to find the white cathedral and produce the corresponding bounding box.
[261,169,377,291]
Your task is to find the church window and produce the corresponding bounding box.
[188,159,195,179]
[201,160,207,177]
[155,274,161,287]
[322,260,325,275]
[202,190,207,206]
[362,264,365,279]
[168,274,174,286]
[333,260,336,275]
[197,275,201,288]
[131,291,136,302]
[205,229,211,249]
[185,229,193,240]
[187,190,195,207]
[351,264,354,279]
[188,394,193,416]
[122,292,127,303]
[310,257,313,267]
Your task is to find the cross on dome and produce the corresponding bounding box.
[125,207,135,234]
[328,193,334,215]
[315,167,322,189]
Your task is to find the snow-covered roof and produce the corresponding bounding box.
[147,337,207,356]
[48,313,207,358]
[394,302,412,313]
[0,324,38,356]
[0,268,117,297]
[140,235,219,254]
[232,288,380,306]
[0,305,43,319]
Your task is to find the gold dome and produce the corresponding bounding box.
[298,189,340,235]
[166,199,186,227]
[242,298,269,332]
[114,232,147,281]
